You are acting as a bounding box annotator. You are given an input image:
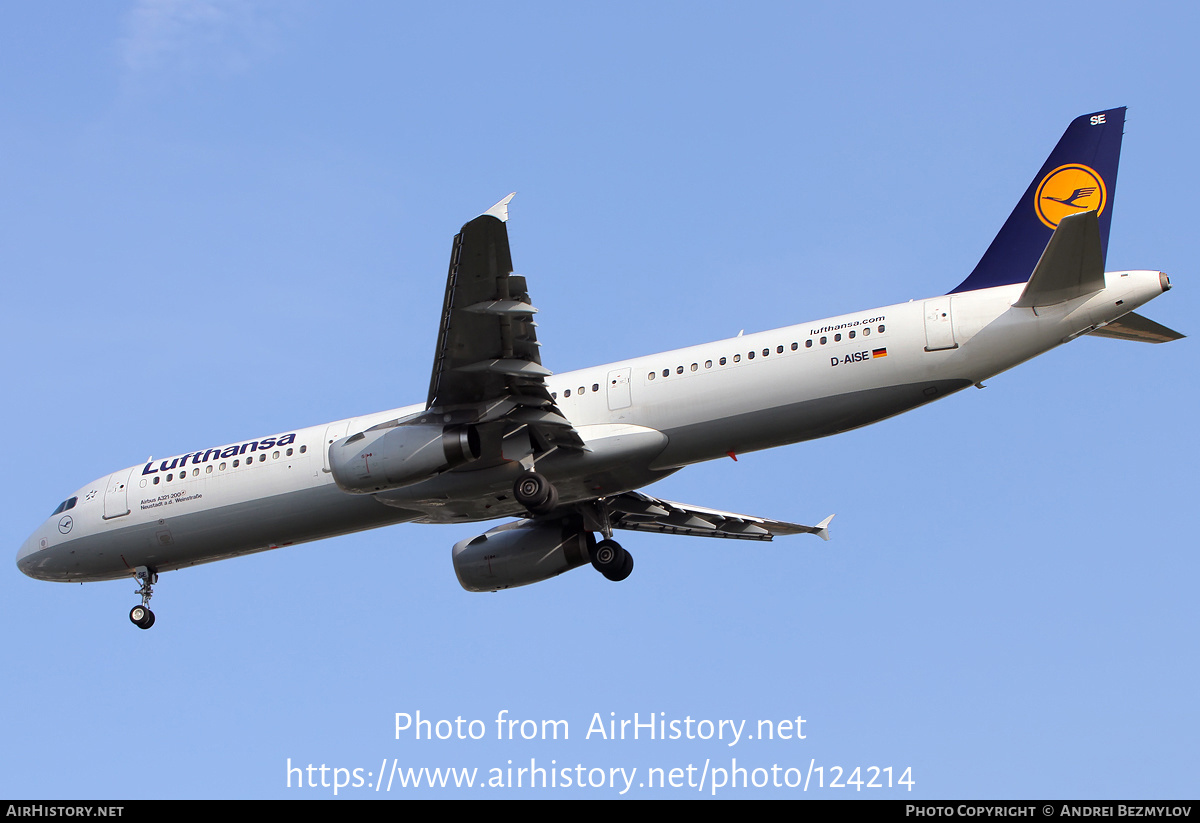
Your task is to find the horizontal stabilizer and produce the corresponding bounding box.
[1014,210,1104,308]
[1088,312,1185,343]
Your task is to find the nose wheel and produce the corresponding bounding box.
[129,604,155,629]
[129,566,158,630]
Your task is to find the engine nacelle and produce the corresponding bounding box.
[329,423,480,493]
[452,520,592,592]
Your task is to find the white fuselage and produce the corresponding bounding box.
[16,271,1168,584]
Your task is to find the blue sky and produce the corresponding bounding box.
[2,1,1195,799]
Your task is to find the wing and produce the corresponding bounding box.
[426,194,584,453]
[594,491,834,541]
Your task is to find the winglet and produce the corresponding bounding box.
[814,514,835,542]
[484,192,516,222]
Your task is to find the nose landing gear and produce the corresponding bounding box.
[129,604,155,629]
[129,567,157,630]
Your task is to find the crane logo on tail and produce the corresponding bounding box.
[1034,164,1107,229]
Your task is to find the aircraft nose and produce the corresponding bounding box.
[17,532,47,579]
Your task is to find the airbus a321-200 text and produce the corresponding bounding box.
[18,108,1182,628]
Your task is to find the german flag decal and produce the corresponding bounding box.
[872,348,888,359]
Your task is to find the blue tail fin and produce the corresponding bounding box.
[949,108,1125,294]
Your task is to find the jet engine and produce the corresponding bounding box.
[452,519,592,592]
[329,423,480,493]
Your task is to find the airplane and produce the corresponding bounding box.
[17,107,1182,629]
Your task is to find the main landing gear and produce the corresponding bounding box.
[513,470,559,515]
[590,538,633,582]
[585,497,633,582]
[513,472,635,583]
[129,566,157,630]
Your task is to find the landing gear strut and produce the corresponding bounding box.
[584,499,634,582]
[513,471,559,515]
[129,566,157,630]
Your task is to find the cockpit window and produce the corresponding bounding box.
[51,497,78,516]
